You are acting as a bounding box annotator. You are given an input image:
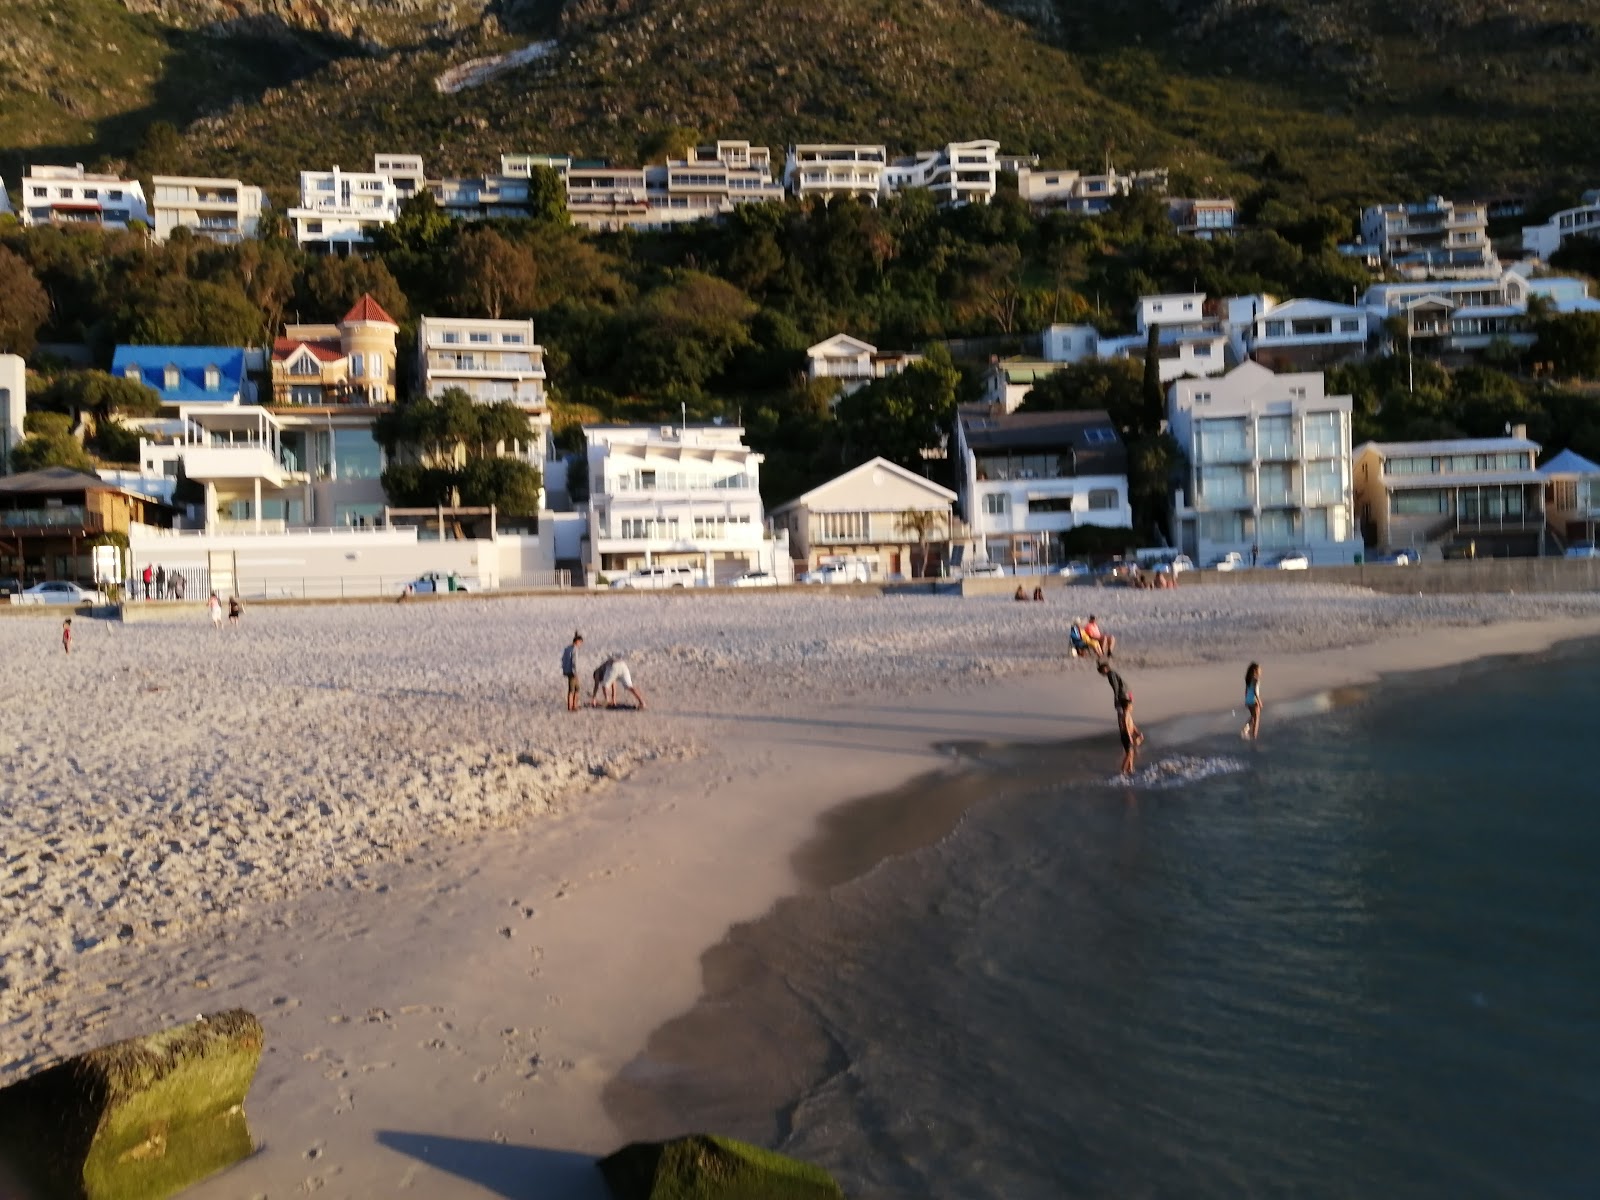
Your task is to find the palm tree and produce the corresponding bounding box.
[896,507,947,579]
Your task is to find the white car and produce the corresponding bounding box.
[729,570,779,588]
[1272,551,1310,571]
[1565,544,1600,560]
[961,562,1007,578]
[407,571,467,594]
[1151,554,1194,575]
[1057,560,1091,578]
[799,562,870,585]
[610,566,701,590]
[1209,552,1247,572]
[16,581,106,606]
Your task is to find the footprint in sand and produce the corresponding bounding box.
[304,1143,324,1160]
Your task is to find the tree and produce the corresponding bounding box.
[0,247,51,354]
[301,256,409,324]
[957,243,1027,335]
[895,507,948,578]
[1533,311,1600,380]
[12,412,92,472]
[459,455,543,515]
[835,347,959,472]
[1020,360,1145,434]
[614,272,756,396]
[451,227,539,319]
[526,166,568,225]
[1141,324,1164,431]
[375,389,539,510]
[39,370,162,420]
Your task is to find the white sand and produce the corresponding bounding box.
[3,586,1598,1196]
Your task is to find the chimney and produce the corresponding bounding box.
[1512,423,1528,440]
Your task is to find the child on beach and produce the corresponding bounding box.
[1098,660,1144,775]
[562,632,584,712]
[227,596,242,626]
[1242,662,1263,740]
[207,592,223,629]
[61,618,71,655]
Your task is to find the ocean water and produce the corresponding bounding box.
[605,645,1600,1199]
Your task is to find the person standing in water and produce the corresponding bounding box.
[1098,659,1144,775]
[1242,662,1263,740]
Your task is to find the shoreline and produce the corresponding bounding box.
[5,596,1600,1198]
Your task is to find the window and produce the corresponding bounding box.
[1027,496,1075,513]
[442,332,460,344]
[503,333,524,344]
[204,366,221,391]
[1339,319,1361,333]
[1082,428,1117,445]
[289,353,320,377]
[470,332,490,344]
[163,365,180,391]
[350,353,365,379]
[1088,489,1120,510]
[1264,321,1285,337]
[819,512,869,540]
[982,493,1009,515]
[371,355,384,380]
[123,365,142,382]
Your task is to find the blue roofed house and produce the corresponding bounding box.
[110,346,254,406]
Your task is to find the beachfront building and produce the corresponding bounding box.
[1229,296,1369,370]
[0,466,174,583]
[416,316,551,460]
[582,423,768,583]
[149,176,267,243]
[1360,197,1497,279]
[768,456,956,580]
[953,408,1132,569]
[1168,362,1361,568]
[19,165,149,230]
[805,334,924,398]
[287,165,404,252]
[882,140,1002,206]
[1014,165,1167,214]
[1354,431,1547,558]
[270,294,400,407]
[1361,271,1534,356]
[1522,191,1600,261]
[785,145,889,205]
[111,346,253,406]
[1540,448,1600,546]
[1,355,24,475]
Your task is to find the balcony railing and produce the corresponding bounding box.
[1257,440,1300,461]
[1,506,100,530]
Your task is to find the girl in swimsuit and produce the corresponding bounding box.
[1243,662,1262,740]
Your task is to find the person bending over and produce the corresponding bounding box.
[590,656,648,709]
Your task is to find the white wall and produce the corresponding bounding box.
[0,354,24,474]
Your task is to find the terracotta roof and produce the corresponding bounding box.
[272,338,344,364]
[342,293,399,327]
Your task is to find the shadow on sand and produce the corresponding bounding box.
[375,1132,608,1200]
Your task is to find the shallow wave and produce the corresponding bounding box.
[1112,753,1250,789]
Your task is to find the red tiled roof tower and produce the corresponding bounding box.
[341,293,399,326]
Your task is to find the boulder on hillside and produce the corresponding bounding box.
[0,1009,264,1200]
[598,1134,844,1200]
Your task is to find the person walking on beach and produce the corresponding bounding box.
[61,618,71,655]
[561,632,584,713]
[590,656,648,710]
[1098,660,1144,776]
[155,565,167,600]
[207,592,223,630]
[1250,542,1260,568]
[227,595,242,627]
[1242,662,1263,740]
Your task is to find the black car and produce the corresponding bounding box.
[0,578,21,598]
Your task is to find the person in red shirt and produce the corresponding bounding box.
[61,618,72,655]
[1082,614,1117,658]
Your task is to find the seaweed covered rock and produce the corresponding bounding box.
[0,1009,264,1200]
[598,1134,844,1200]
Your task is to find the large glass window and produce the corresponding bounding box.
[1257,415,1295,459]
[1304,459,1344,506]
[982,493,1009,515]
[1200,512,1246,542]
[1303,411,1343,459]
[1200,465,1251,504]
[1088,489,1120,510]
[1391,489,1447,515]
[331,429,383,480]
[1197,418,1249,463]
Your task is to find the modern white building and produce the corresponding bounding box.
[19,165,149,230]
[1040,292,1231,384]
[583,423,770,583]
[150,176,268,243]
[1229,296,1369,369]
[883,140,1001,206]
[953,408,1132,567]
[417,316,551,458]
[1360,197,1497,279]
[0,355,24,475]
[652,141,786,223]
[1362,271,1533,354]
[1169,362,1361,567]
[373,153,427,200]
[768,456,956,579]
[784,144,889,205]
[1522,190,1600,261]
[287,164,404,252]
[1014,166,1167,213]
[0,179,12,218]
[805,334,923,397]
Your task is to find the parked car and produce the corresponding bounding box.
[1369,549,1419,566]
[961,562,1007,578]
[729,570,779,587]
[799,562,870,584]
[610,565,701,589]
[408,571,467,594]
[0,578,22,598]
[1271,551,1310,571]
[1209,552,1247,572]
[1096,558,1139,581]
[1057,560,1091,578]
[1565,543,1600,560]
[15,580,106,606]
[1151,554,1195,575]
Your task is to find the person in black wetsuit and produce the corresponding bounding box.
[1098,660,1144,776]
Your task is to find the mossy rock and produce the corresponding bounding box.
[598,1134,844,1200]
[0,1009,264,1200]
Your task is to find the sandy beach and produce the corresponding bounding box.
[4,584,1600,1198]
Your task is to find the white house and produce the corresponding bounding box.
[1360,197,1497,279]
[882,140,1001,205]
[150,176,268,243]
[287,164,403,252]
[954,408,1132,568]
[1169,362,1361,567]
[767,456,956,578]
[373,153,427,200]
[583,423,771,583]
[19,165,149,230]
[417,316,551,459]
[1014,166,1167,213]
[805,334,924,397]
[1522,190,1600,261]
[1230,296,1369,369]
[1362,271,1533,354]
[1523,274,1600,314]
[1039,292,1230,383]
[784,145,888,205]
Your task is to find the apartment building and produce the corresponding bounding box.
[1354,431,1544,557]
[270,294,400,407]
[150,176,267,243]
[1360,197,1497,279]
[1014,166,1167,214]
[1361,271,1533,354]
[417,316,550,456]
[583,423,768,582]
[429,172,535,221]
[287,165,403,252]
[805,334,923,397]
[785,145,888,205]
[112,346,253,405]
[954,408,1132,567]
[373,154,427,200]
[882,140,1001,206]
[1169,362,1360,567]
[655,141,786,221]
[768,456,956,579]
[1522,190,1600,261]
[1229,296,1368,370]
[563,165,650,231]
[19,165,149,230]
